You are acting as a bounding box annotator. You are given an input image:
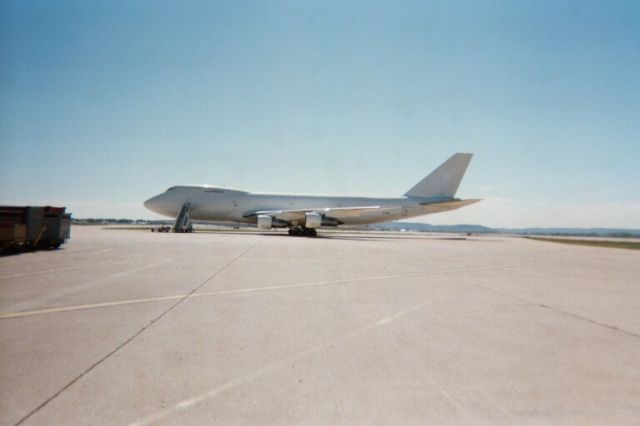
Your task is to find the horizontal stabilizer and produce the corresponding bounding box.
[420,198,482,214]
[404,153,473,198]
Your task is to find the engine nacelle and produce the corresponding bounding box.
[321,217,340,227]
[305,212,322,229]
[256,214,273,230]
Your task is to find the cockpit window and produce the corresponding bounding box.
[167,187,175,191]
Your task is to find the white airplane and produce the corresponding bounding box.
[144,153,480,236]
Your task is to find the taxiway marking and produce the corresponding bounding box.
[0,265,512,319]
[131,297,451,426]
[11,244,256,426]
[0,262,129,280]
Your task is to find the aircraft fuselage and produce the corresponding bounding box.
[143,153,480,232]
[144,186,475,226]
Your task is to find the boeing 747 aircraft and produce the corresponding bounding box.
[144,153,480,236]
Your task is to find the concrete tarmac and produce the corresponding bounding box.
[1,226,639,425]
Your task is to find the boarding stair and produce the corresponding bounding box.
[174,202,193,233]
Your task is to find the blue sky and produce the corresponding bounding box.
[1,1,639,227]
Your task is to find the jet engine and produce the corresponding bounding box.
[305,212,322,228]
[256,214,273,230]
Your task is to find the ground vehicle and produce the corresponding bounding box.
[151,226,172,233]
[0,206,71,252]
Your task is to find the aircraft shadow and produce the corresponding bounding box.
[256,233,470,242]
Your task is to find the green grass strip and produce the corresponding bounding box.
[528,237,640,250]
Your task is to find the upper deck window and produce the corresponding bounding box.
[205,188,224,193]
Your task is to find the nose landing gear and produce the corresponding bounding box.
[288,227,317,237]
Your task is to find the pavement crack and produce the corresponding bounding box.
[11,244,255,426]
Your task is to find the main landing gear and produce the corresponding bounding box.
[288,227,317,237]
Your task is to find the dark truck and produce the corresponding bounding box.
[0,206,71,252]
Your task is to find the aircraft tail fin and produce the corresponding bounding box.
[404,153,473,198]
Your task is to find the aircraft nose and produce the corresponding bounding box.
[144,194,163,213]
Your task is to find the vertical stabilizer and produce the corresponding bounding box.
[404,153,473,198]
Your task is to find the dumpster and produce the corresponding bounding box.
[0,207,28,250]
[41,207,71,248]
[0,205,71,251]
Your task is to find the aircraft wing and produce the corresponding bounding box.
[244,206,402,222]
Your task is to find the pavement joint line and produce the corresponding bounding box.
[11,244,255,426]
[131,296,449,426]
[430,381,474,423]
[536,303,640,339]
[0,264,513,320]
[471,283,640,340]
